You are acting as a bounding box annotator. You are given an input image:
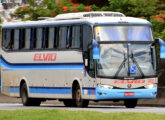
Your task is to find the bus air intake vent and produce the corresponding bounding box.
[54,12,125,20]
[83,13,103,17]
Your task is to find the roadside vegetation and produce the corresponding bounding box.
[0,109,165,120]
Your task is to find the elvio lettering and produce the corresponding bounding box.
[34,53,57,61]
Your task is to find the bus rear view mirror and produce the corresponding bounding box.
[160,45,165,58]
[157,39,165,58]
[93,40,100,59]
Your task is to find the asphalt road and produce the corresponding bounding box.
[0,103,165,114]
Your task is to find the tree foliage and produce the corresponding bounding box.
[12,0,165,40]
[71,0,109,7]
[12,0,92,20]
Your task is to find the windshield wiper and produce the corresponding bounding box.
[131,51,145,78]
[114,52,127,78]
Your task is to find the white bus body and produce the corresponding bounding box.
[1,12,158,108]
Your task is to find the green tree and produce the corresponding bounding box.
[130,0,158,19]
[72,0,109,7]
[12,0,92,20]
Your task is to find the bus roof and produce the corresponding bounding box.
[2,11,151,28]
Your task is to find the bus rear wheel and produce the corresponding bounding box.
[21,83,41,106]
[73,84,89,107]
[124,99,137,108]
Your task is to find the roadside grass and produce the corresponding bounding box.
[0,109,164,120]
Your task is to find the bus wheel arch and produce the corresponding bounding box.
[72,80,89,107]
[19,79,41,106]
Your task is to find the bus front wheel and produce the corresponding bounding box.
[21,83,41,106]
[124,99,137,108]
[73,84,89,107]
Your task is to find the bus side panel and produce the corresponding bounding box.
[67,69,97,100]
[28,70,71,98]
[1,68,20,97]
[1,50,97,100]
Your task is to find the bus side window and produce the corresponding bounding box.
[2,29,7,48]
[2,29,11,49]
[10,29,14,50]
[83,25,93,51]
[54,27,59,48]
[36,28,42,49]
[48,27,55,49]
[42,27,49,49]
[30,28,37,49]
[71,26,81,49]
[25,28,31,49]
[59,26,67,49]
[45,27,49,49]
[19,29,25,49]
[14,29,19,50]
[66,26,72,48]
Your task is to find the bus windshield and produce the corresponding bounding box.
[95,25,156,78]
[95,26,154,41]
[97,43,157,78]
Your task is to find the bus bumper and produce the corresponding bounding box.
[96,86,157,100]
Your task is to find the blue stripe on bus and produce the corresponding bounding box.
[1,57,84,70]
[10,86,96,95]
[10,86,19,93]
[9,86,72,94]
[29,87,71,94]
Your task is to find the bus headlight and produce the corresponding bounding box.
[145,84,157,89]
[98,84,113,89]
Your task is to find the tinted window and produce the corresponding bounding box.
[25,28,31,49]
[54,27,59,48]
[2,29,11,49]
[58,25,81,49]
[36,28,42,49]
[19,29,25,49]
[10,29,14,49]
[83,25,93,51]
[71,26,81,48]
[59,26,67,49]
[30,28,37,49]
[2,25,84,51]
[14,29,19,50]
[49,27,55,49]
[42,27,49,49]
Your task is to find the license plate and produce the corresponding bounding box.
[124,92,134,96]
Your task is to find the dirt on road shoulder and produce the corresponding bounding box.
[0,94,21,103]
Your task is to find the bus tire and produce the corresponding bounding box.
[124,99,137,108]
[21,83,41,106]
[73,84,89,107]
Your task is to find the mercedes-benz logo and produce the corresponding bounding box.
[127,84,132,88]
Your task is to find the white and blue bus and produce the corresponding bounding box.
[1,12,165,108]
